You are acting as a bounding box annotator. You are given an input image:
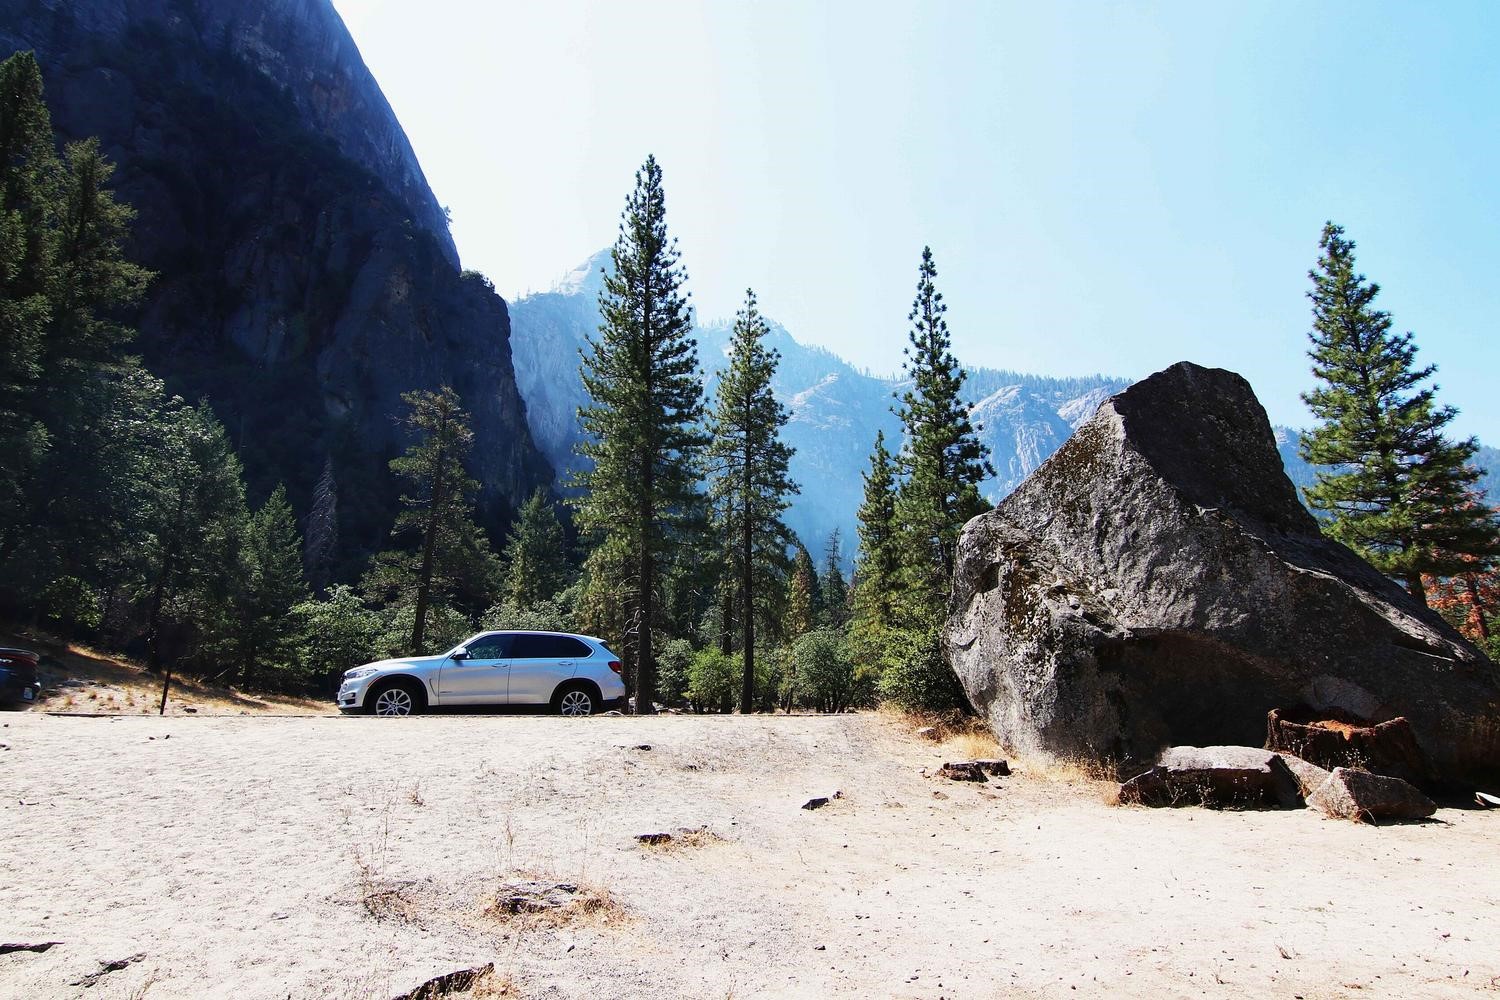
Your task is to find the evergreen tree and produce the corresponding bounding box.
[707,288,798,713]
[366,387,499,650]
[851,431,901,662]
[892,247,993,627]
[819,529,850,628]
[500,486,571,608]
[138,401,249,707]
[0,52,59,533]
[233,485,309,687]
[571,156,707,713]
[1300,222,1500,603]
[784,542,819,639]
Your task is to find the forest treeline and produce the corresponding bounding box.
[2,52,1496,712]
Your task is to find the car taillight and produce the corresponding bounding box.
[608,660,622,675]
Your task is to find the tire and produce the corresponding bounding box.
[552,682,597,718]
[367,679,424,717]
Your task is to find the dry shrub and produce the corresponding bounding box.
[638,826,728,854]
[484,875,628,931]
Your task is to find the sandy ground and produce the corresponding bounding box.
[2,630,330,716]
[1,713,1497,1000]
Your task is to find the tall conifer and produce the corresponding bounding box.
[1300,222,1500,603]
[572,156,707,713]
[707,288,798,712]
[893,247,992,626]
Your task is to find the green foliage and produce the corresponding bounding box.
[483,597,573,633]
[790,627,859,713]
[1300,223,1500,602]
[570,156,707,712]
[851,430,901,664]
[366,387,499,650]
[501,487,571,607]
[40,575,102,635]
[231,485,309,687]
[784,541,820,640]
[138,401,250,670]
[687,646,738,712]
[875,627,967,714]
[893,247,993,629]
[819,530,850,628]
[707,288,798,711]
[294,584,381,691]
[655,637,695,706]
[378,601,472,658]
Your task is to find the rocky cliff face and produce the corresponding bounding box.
[1,0,549,563]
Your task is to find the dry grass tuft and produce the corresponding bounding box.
[637,826,728,854]
[484,874,629,931]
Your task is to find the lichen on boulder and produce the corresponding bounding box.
[944,362,1500,786]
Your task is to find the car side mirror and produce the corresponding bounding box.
[451,647,470,661]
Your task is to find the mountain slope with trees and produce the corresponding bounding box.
[1,0,551,575]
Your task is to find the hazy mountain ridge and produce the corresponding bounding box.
[509,253,1127,559]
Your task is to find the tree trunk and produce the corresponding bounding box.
[636,472,656,715]
[410,444,447,652]
[1406,574,1429,608]
[740,493,754,714]
[1464,573,1492,641]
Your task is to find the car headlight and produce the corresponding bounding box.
[343,666,378,681]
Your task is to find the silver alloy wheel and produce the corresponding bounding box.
[374,687,413,717]
[558,689,593,717]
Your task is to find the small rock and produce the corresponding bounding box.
[0,942,61,955]
[635,832,673,845]
[182,706,197,714]
[1306,767,1436,823]
[814,944,826,951]
[1276,753,1331,798]
[801,797,830,810]
[937,762,988,782]
[631,744,652,751]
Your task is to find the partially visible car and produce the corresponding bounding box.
[0,648,42,707]
[336,631,626,717]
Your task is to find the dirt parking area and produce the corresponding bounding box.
[1,713,1496,999]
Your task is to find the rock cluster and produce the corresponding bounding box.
[945,362,1500,786]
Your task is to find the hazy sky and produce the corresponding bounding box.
[331,1,1498,439]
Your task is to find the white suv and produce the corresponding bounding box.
[337,631,626,717]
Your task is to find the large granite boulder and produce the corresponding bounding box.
[945,362,1500,786]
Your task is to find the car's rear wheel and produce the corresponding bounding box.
[368,679,424,717]
[553,683,597,717]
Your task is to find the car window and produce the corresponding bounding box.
[465,634,511,658]
[510,634,589,659]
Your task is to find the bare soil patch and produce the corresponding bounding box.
[1,628,330,716]
[0,713,1495,998]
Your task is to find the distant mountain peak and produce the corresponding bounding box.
[551,248,613,297]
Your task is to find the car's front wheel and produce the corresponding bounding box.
[368,679,424,717]
[553,683,597,717]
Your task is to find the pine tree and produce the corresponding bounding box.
[501,486,570,608]
[0,52,60,532]
[819,529,850,628]
[893,247,993,627]
[571,156,707,714]
[369,387,499,650]
[707,289,798,713]
[138,401,249,708]
[850,430,901,662]
[784,542,818,640]
[234,484,309,687]
[1300,222,1500,604]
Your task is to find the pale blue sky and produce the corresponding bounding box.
[332,0,1498,440]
